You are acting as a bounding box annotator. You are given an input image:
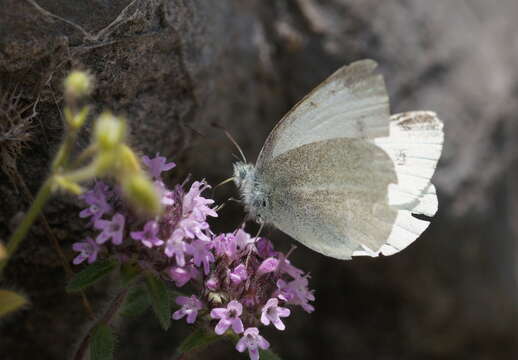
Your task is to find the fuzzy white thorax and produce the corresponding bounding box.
[232,162,270,222]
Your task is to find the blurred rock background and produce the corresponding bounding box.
[1,0,517,359]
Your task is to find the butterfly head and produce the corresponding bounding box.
[232,162,269,222]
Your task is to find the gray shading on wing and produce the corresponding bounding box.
[256,59,390,168]
[257,138,399,259]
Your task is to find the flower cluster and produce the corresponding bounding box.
[73,154,315,360]
[171,229,315,360]
[73,153,216,267]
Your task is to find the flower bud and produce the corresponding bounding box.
[207,292,227,305]
[167,266,191,287]
[64,70,93,99]
[205,276,219,291]
[257,257,279,276]
[118,144,141,175]
[94,113,126,151]
[121,173,161,216]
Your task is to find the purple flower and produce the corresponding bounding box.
[229,264,248,285]
[210,300,244,335]
[142,153,176,179]
[94,213,125,245]
[188,239,215,275]
[167,266,190,287]
[182,181,218,221]
[255,238,276,258]
[130,220,164,248]
[154,180,175,206]
[235,228,255,251]
[165,229,188,266]
[79,181,112,223]
[236,328,270,360]
[172,295,202,324]
[257,257,279,276]
[72,237,100,265]
[205,276,220,291]
[167,265,200,287]
[279,259,304,279]
[213,233,237,258]
[166,181,217,250]
[260,298,291,331]
[276,276,315,313]
[178,217,211,242]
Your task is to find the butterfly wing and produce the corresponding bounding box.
[253,59,444,259]
[258,138,400,259]
[258,131,442,259]
[256,59,390,168]
[355,111,444,257]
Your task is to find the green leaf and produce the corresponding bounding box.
[0,290,28,317]
[119,262,141,286]
[145,274,170,330]
[90,324,114,360]
[120,286,150,319]
[259,349,283,360]
[177,328,221,355]
[66,259,118,293]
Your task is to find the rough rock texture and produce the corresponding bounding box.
[1,0,517,359]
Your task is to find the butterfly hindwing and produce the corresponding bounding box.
[258,138,398,259]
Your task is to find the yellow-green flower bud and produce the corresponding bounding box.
[94,113,126,151]
[118,144,141,175]
[207,292,227,305]
[121,174,161,216]
[64,71,93,99]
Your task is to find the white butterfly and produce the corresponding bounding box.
[232,59,444,260]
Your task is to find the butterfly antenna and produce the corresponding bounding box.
[212,122,247,163]
[224,130,247,163]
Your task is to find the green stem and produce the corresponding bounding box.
[0,178,54,275]
[73,288,128,360]
[52,128,78,171]
[12,169,95,318]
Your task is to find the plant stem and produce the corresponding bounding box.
[52,128,78,171]
[74,288,128,360]
[13,169,94,318]
[0,177,53,275]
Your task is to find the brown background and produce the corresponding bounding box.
[1,0,517,359]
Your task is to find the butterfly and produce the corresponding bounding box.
[232,59,444,259]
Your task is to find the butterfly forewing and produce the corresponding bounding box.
[256,59,390,168]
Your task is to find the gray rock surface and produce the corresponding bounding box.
[1,0,517,359]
